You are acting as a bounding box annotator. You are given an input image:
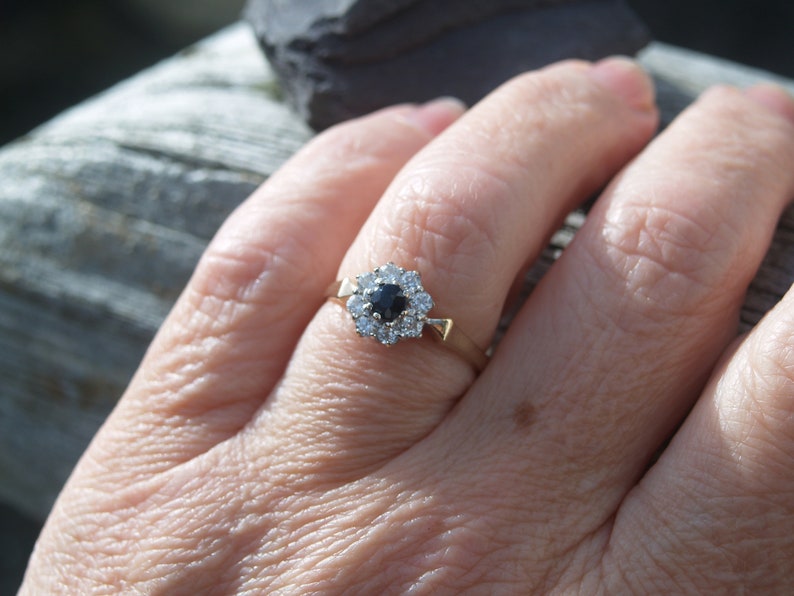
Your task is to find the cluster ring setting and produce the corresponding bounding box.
[345,262,433,345]
[326,263,489,372]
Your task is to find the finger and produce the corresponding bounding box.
[255,58,658,480]
[603,270,794,591]
[442,83,794,550]
[94,101,465,473]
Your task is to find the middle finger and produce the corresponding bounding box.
[448,84,794,542]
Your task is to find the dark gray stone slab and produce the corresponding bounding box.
[246,0,650,129]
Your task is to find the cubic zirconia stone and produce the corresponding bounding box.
[346,294,368,318]
[370,283,406,322]
[377,262,402,283]
[376,324,399,345]
[357,271,378,292]
[411,291,434,314]
[401,270,422,293]
[355,316,377,337]
[398,314,423,338]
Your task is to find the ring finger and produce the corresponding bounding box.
[250,58,659,479]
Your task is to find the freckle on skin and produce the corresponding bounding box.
[513,401,537,431]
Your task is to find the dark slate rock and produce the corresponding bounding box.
[245,0,650,130]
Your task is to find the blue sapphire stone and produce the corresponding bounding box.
[370,283,406,322]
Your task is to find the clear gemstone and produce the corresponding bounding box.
[346,294,368,318]
[376,324,399,345]
[357,271,378,292]
[397,314,424,338]
[377,262,402,283]
[410,291,434,314]
[370,283,406,322]
[355,316,377,337]
[401,270,422,294]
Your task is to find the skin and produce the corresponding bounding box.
[20,57,794,594]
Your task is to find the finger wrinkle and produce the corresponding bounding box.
[371,165,508,302]
[199,215,327,304]
[595,200,741,322]
[189,248,302,315]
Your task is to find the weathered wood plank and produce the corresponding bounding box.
[1,23,792,520]
[0,24,311,519]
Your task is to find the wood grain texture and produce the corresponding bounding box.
[1,23,792,520]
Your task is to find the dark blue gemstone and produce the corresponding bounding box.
[370,283,406,322]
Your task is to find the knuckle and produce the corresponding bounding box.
[382,164,506,279]
[598,197,740,317]
[179,225,321,348]
[589,84,794,329]
[196,230,313,306]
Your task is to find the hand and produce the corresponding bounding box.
[20,57,794,594]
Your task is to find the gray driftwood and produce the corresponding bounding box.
[1,23,794,521]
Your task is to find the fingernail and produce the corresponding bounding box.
[406,97,467,135]
[743,83,794,125]
[590,56,656,112]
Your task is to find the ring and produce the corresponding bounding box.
[326,263,489,372]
